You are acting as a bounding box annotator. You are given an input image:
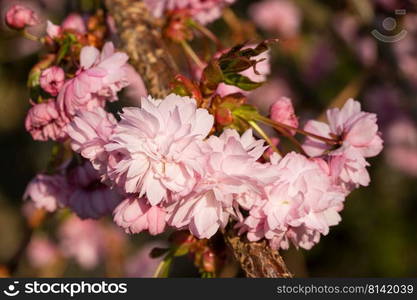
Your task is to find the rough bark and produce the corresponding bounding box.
[105,0,292,278]
[105,0,177,98]
[224,228,292,278]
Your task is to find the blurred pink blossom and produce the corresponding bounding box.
[40,66,65,96]
[66,163,122,219]
[61,13,86,33]
[27,236,59,268]
[58,216,103,269]
[5,4,39,30]
[46,20,61,39]
[249,0,301,38]
[386,120,417,176]
[24,173,69,212]
[144,0,236,25]
[333,14,377,67]
[393,14,417,85]
[303,41,337,84]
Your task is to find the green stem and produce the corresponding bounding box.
[180,40,205,70]
[256,115,340,146]
[21,30,40,42]
[247,120,283,157]
[189,20,224,49]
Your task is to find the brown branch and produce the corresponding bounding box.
[105,0,292,278]
[105,0,177,98]
[223,227,292,278]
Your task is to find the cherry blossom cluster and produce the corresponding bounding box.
[65,93,382,250]
[16,3,384,253]
[15,8,129,219]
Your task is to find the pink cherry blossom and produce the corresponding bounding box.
[62,13,86,34]
[270,97,298,135]
[144,0,236,25]
[5,4,40,30]
[105,94,214,205]
[249,0,301,38]
[58,42,129,118]
[25,99,68,141]
[238,152,345,250]
[66,163,122,219]
[113,196,167,235]
[40,66,65,96]
[303,99,383,158]
[167,129,269,239]
[67,107,117,175]
[46,20,61,39]
[328,145,371,192]
[24,173,69,212]
[167,190,229,239]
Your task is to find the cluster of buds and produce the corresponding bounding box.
[166,231,226,275]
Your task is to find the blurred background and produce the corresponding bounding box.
[0,0,416,277]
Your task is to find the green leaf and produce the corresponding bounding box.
[232,104,260,121]
[153,256,173,278]
[224,73,264,91]
[201,60,224,96]
[56,34,77,64]
[27,69,41,88]
[172,244,190,257]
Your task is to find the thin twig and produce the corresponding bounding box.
[180,40,205,69]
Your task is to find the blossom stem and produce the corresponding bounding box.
[21,29,40,42]
[256,115,340,146]
[222,8,244,42]
[189,20,224,49]
[247,120,282,156]
[180,40,205,70]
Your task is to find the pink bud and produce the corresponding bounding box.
[46,20,61,39]
[5,4,40,30]
[270,97,298,135]
[62,13,86,34]
[40,66,65,96]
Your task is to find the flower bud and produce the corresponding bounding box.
[270,97,298,135]
[202,251,216,273]
[40,66,65,96]
[62,13,86,34]
[5,5,39,30]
